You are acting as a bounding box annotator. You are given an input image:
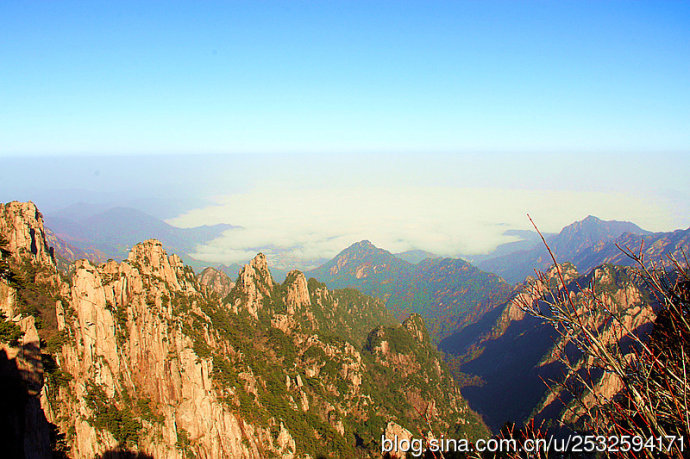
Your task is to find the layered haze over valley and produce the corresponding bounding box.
[3,153,688,272]
[2,1,689,458]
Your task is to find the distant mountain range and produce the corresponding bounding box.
[393,249,440,264]
[474,216,654,283]
[44,203,297,279]
[307,216,689,346]
[308,241,512,342]
[45,203,234,268]
[43,204,690,351]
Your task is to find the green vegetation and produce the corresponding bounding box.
[364,325,414,355]
[176,428,195,458]
[85,383,141,446]
[0,310,23,345]
[181,267,490,456]
[114,305,129,345]
[443,353,485,387]
[360,320,490,444]
[212,354,238,386]
[43,351,73,407]
[135,397,165,424]
[192,337,212,359]
[3,257,65,345]
[310,243,512,342]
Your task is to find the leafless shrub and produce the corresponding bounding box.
[515,215,689,458]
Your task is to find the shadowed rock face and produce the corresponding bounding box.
[1,201,489,458]
[441,263,658,432]
[0,318,60,459]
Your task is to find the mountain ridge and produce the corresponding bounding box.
[309,240,512,342]
[0,200,488,458]
[475,215,653,283]
[439,262,658,432]
[45,205,234,268]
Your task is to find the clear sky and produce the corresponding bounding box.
[2,1,689,155]
[1,2,689,268]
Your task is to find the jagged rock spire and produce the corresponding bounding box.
[233,253,275,318]
[0,201,55,266]
[284,270,311,314]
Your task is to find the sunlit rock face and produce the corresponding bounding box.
[0,201,55,267]
[198,267,235,298]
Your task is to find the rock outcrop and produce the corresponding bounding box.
[0,204,55,458]
[198,267,235,297]
[231,253,274,319]
[0,201,54,266]
[284,270,311,314]
[46,242,265,458]
[382,421,414,459]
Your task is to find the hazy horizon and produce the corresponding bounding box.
[1,152,688,269]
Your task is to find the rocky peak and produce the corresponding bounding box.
[545,262,579,282]
[127,239,168,268]
[555,216,649,253]
[198,267,235,297]
[312,239,408,279]
[250,252,269,270]
[325,240,386,267]
[283,270,311,314]
[233,253,275,318]
[0,201,55,267]
[126,239,190,291]
[402,313,429,343]
[343,240,382,258]
[245,252,273,286]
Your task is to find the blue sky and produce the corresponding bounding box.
[2,1,689,155]
[1,2,689,267]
